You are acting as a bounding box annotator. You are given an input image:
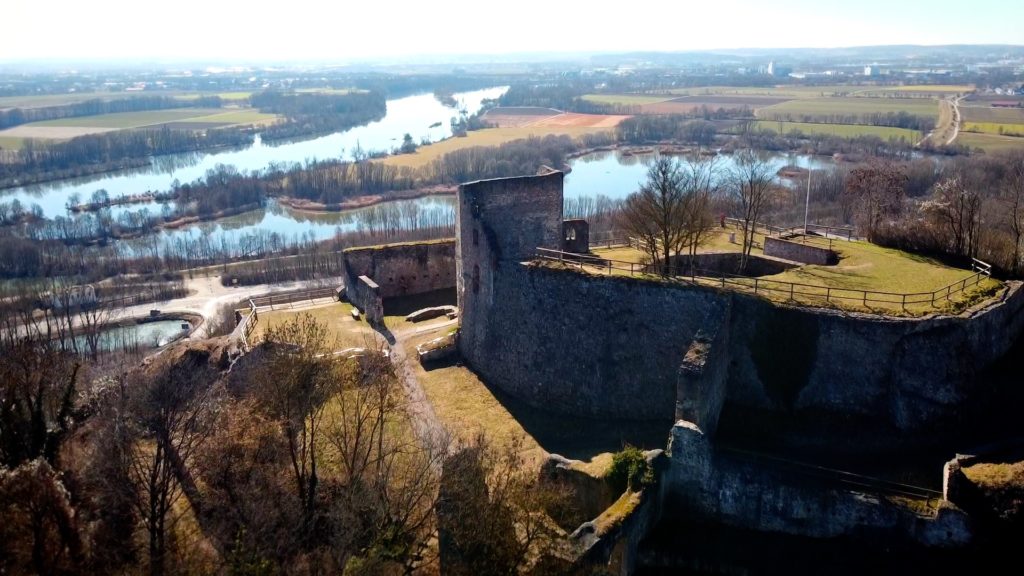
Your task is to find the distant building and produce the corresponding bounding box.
[864,66,873,77]
[991,101,1022,108]
[767,61,774,76]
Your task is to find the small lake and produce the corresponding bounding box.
[563,149,834,201]
[3,86,508,218]
[128,149,831,249]
[73,318,191,352]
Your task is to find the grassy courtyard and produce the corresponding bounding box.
[586,227,1001,316]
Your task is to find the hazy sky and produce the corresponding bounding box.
[4,0,1023,62]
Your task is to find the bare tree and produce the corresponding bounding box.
[0,338,80,468]
[618,156,720,276]
[844,160,908,241]
[118,350,220,576]
[436,434,561,576]
[1003,153,1024,274]
[925,175,984,258]
[728,151,777,273]
[252,313,339,542]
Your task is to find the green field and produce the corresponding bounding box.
[177,110,279,125]
[753,120,921,141]
[665,85,852,98]
[962,122,1024,137]
[0,136,25,150]
[758,97,940,120]
[581,94,674,106]
[955,132,1024,152]
[175,91,253,101]
[29,108,228,128]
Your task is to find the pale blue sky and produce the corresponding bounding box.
[4,0,1022,62]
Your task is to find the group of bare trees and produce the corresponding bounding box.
[1,312,560,575]
[617,151,780,275]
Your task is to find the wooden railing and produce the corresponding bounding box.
[534,247,992,313]
[237,298,259,351]
[248,286,338,309]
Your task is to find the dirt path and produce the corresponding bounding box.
[922,95,964,147]
[375,321,455,454]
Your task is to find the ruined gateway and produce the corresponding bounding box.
[348,171,1024,572]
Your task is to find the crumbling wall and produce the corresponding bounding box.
[562,219,590,253]
[724,283,1024,435]
[664,422,972,547]
[461,263,730,420]
[348,275,383,323]
[764,236,838,265]
[342,239,456,299]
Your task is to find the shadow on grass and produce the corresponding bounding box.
[382,288,457,317]
[423,356,673,461]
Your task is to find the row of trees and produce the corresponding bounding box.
[0,96,218,130]
[618,152,777,275]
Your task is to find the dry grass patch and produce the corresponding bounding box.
[252,301,382,350]
[404,332,544,467]
[380,125,617,169]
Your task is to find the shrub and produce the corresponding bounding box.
[606,445,654,493]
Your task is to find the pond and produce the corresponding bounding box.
[72,318,192,352]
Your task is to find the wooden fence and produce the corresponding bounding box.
[535,247,992,313]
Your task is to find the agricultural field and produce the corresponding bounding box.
[954,132,1024,152]
[757,97,940,120]
[640,95,787,114]
[666,85,855,98]
[959,105,1024,136]
[483,106,562,127]
[752,120,922,141]
[0,91,254,110]
[849,85,973,98]
[581,94,675,106]
[0,107,280,140]
[382,122,622,169]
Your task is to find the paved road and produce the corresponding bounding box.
[22,275,345,340]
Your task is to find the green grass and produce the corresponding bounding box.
[294,88,366,95]
[0,136,25,150]
[962,122,1024,137]
[581,94,674,106]
[29,108,227,128]
[184,110,279,126]
[665,85,853,99]
[758,97,940,120]
[955,132,1024,152]
[174,91,253,101]
[590,231,1001,315]
[753,120,920,141]
[253,301,383,350]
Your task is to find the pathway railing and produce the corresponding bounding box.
[534,247,992,313]
[248,286,338,309]
[237,298,259,351]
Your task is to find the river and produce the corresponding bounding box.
[2,86,508,218]
[2,88,834,249]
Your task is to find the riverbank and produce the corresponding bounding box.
[275,185,458,213]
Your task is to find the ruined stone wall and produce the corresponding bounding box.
[454,172,1024,437]
[457,172,565,381]
[562,219,590,253]
[723,283,1024,434]
[462,263,731,420]
[664,422,972,547]
[764,237,838,265]
[348,276,383,323]
[342,239,456,300]
[662,252,796,278]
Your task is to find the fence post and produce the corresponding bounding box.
[790,283,795,301]
[863,291,867,307]
[826,287,831,303]
[754,278,759,294]
[902,293,907,312]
